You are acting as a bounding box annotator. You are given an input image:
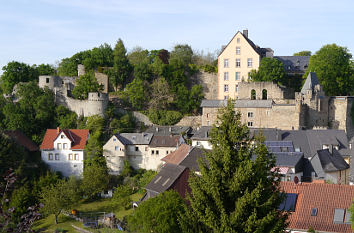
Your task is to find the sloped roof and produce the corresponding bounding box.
[301,72,320,94]
[274,56,309,73]
[149,135,181,147]
[116,133,153,145]
[179,147,209,172]
[144,126,191,136]
[4,130,39,152]
[273,153,304,168]
[145,163,187,193]
[40,129,89,150]
[316,149,349,172]
[281,182,354,232]
[190,126,212,140]
[161,144,191,164]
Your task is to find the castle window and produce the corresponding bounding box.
[46,78,49,83]
[236,72,241,81]
[224,84,229,92]
[236,59,241,67]
[224,59,229,68]
[135,147,139,151]
[251,89,256,100]
[206,113,209,118]
[224,72,229,81]
[247,122,253,127]
[236,47,241,55]
[248,112,253,118]
[247,58,253,67]
[262,89,268,100]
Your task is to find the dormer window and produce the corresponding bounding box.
[322,144,329,150]
[61,134,65,139]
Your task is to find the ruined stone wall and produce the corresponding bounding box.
[175,115,202,127]
[95,72,109,93]
[190,71,218,100]
[202,104,301,130]
[238,82,292,100]
[329,97,354,139]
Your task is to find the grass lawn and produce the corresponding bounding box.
[33,192,143,232]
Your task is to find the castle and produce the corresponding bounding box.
[202,72,354,140]
[38,65,109,117]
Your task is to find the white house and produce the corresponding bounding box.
[103,133,184,174]
[40,127,89,177]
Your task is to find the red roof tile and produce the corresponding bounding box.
[40,128,89,150]
[4,130,39,152]
[161,144,191,164]
[281,181,354,233]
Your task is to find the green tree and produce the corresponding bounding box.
[304,44,354,96]
[170,44,193,67]
[180,100,288,232]
[111,184,133,210]
[72,72,103,100]
[350,203,354,230]
[127,190,186,233]
[57,50,91,76]
[293,51,312,56]
[126,78,149,109]
[0,61,38,94]
[189,85,204,114]
[128,47,150,66]
[35,64,56,75]
[40,177,81,224]
[250,57,287,85]
[110,113,136,134]
[55,105,78,129]
[82,158,109,199]
[111,39,133,91]
[84,115,105,158]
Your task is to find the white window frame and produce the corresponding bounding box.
[248,112,254,118]
[224,84,229,92]
[55,153,59,160]
[224,72,229,81]
[68,154,73,160]
[236,84,239,93]
[224,59,229,68]
[236,59,241,67]
[63,143,67,149]
[236,72,241,81]
[115,146,119,151]
[57,143,62,150]
[248,58,253,67]
[48,153,53,160]
[74,154,79,161]
[236,47,241,55]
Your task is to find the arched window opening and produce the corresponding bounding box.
[251,89,256,100]
[262,89,267,100]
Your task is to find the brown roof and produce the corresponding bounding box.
[281,182,354,233]
[40,128,89,150]
[149,135,181,148]
[161,144,191,164]
[4,130,39,152]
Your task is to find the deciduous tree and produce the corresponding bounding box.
[249,57,287,85]
[72,72,103,100]
[293,51,312,56]
[304,44,354,96]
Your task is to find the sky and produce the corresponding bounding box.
[1,0,354,74]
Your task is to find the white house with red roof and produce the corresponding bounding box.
[40,127,89,177]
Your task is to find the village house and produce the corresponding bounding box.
[103,133,184,174]
[280,182,353,232]
[40,127,89,177]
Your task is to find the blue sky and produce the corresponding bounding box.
[1,0,353,73]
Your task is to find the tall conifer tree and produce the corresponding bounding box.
[180,100,288,233]
[111,39,132,90]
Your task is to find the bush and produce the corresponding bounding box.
[148,110,182,125]
[112,185,133,210]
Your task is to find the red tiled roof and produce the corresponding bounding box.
[40,128,89,150]
[161,144,191,164]
[4,130,39,152]
[281,181,354,233]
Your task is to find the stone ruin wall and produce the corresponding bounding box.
[190,71,218,100]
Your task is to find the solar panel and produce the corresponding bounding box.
[333,208,345,224]
[278,193,297,212]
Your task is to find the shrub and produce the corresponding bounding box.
[148,110,182,125]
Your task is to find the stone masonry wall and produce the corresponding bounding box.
[175,116,202,127]
[190,71,218,100]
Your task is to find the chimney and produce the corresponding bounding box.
[243,29,248,38]
[57,127,60,134]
